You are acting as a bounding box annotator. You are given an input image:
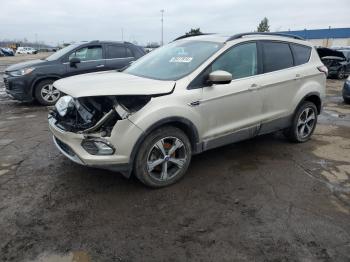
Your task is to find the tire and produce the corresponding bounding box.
[34,79,61,106]
[337,68,345,79]
[284,101,318,143]
[134,126,192,188]
[344,97,350,104]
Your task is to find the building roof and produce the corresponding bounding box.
[279,28,350,39]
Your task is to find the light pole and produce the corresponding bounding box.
[160,9,164,46]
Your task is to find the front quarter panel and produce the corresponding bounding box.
[127,87,204,141]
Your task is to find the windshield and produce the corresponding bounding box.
[46,44,79,61]
[125,41,223,80]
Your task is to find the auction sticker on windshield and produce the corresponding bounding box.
[169,57,193,63]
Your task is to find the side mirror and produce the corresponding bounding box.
[208,70,232,85]
[69,57,81,67]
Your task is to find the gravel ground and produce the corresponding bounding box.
[0,55,349,262]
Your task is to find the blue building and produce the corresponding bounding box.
[279,28,350,48]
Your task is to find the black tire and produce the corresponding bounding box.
[34,79,61,106]
[344,97,350,104]
[134,126,192,188]
[284,101,318,143]
[337,68,345,79]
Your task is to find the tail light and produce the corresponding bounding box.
[317,65,328,76]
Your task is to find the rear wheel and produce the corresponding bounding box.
[34,79,61,106]
[134,126,192,188]
[284,101,318,143]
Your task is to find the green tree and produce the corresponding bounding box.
[185,28,202,36]
[257,17,270,32]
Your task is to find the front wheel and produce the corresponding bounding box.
[34,79,61,106]
[284,101,318,143]
[134,126,192,188]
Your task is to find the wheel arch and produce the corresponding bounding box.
[299,92,322,115]
[31,76,61,97]
[129,116,201,167]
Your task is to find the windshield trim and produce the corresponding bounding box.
[124,41,224,81]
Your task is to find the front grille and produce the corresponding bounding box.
[55,137,75,157]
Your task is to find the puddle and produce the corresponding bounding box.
[0,139,14,146]
[24,114,37,118]
[6,116,21,120]
[0,169,9,176]
[31,251,90,262]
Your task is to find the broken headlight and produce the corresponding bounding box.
[55,95,74,117]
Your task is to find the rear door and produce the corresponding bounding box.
[256,41,300,121]
[65,45,105,76]
[105,44,135,70]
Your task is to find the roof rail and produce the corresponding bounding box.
[227,32,304,41]
[173,33,214,41]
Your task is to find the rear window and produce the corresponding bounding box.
[262,41,294,73]
[290,44,311,65]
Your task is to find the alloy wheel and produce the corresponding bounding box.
[146,136,187,182]
[41,84,60,103]
[297,107,316,139]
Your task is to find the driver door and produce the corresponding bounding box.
[199,42,263,149]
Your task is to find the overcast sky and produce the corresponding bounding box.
[1,0,349,46]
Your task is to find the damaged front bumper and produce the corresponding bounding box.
[48,113,142,177]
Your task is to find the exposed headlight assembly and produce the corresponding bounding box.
[9,67,35,77]
[55,95,75,117]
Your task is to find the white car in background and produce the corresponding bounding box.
[16,47,38,55]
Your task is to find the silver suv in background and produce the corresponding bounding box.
[48,32,327,187]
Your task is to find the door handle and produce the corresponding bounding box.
[96,65,105,68]
[295,74,301,79]
[249,83,259,91]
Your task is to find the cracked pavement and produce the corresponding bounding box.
[0,55,349,262]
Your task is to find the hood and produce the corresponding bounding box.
[317,48,346,60]
[5,59,48,72]
[54,71,176,98]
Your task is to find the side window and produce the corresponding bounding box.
[212,42,258,79]
[126,47,134,57]
[262,42,293,73]
[290,44,311,65]
[107,45,127,59]
[69,46,102,61]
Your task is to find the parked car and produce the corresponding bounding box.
[317,47,350,79]
[1,47,15,56]
[0,49,4,57]
[4,41,145,105]
[16,47,38,54]
[48,32,326,188]
[343,76,350,104]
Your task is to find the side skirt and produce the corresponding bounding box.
[200,114,292,152]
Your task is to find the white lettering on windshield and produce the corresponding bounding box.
[169,57,193,63]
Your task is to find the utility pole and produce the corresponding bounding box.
[160,9,164,46]
[121,28,124,41]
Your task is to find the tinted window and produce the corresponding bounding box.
[262,42,293,73]
[107,45,127,58]
[290,44,311,65]
[212,42,258,79]
[69,46,102,61]
[126,47,134,57]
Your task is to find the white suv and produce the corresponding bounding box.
[16,47,37,54]
[48,33,327,187]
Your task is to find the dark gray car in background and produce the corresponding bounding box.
[4,41,145,105]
